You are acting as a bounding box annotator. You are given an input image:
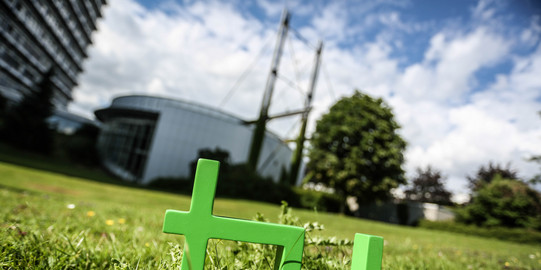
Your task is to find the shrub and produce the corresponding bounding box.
[215,163,298,204]
[63,124,100,166]
[149,164,298,205]
[456,177,541,230]
[292,188,341,213]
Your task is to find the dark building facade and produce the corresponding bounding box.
[0,0,106,110]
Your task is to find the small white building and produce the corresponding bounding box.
[95,95,293,184]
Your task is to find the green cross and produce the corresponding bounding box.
[163,159,305,270]
[162,158,384,270]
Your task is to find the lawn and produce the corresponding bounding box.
[1,159,540,269]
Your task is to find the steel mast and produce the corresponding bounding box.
[288,41,323,185]
[247,9,290,170]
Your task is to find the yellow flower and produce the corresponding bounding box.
[504,262,510,267]
[87,211,96,217]
[118,218,126,224]
[105,219,114,226]
[145,242,150,247]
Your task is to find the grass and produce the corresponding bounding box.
[1,155,540,269]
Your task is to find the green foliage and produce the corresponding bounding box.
[151,148,298,205]
[419,220,541,245]
[404,166,453,206]
[0,70,55,154]
[293,188,342,213]
[189,147,232,179]
[306,90,407,210]
[457,177,541,230]
[466,162,518,192]
[60,123,101,166]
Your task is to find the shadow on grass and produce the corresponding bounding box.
[0,142,284,205]
[0,143,128,186]
[0,142,194,196]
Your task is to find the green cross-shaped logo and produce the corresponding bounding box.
[163,159,305,270]
[163,158,384,270]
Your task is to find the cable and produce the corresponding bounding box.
[218,33,274,108]
[287,34,302,88]
[290,27,316,50]
[322,62,336,102]
[276,73,305,96]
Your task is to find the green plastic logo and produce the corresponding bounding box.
[163,158,383,270]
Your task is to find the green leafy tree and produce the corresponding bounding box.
[404,166,453,206]
[1,70,55,154]
[306,90,407,212]
[457,176,541,230]
[466,162,518,192]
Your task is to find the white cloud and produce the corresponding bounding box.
[70,0,541,198]
[397,27,510,103]
[311,2,349,42]
[256,0,284,18]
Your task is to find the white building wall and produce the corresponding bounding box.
[99,96,293,184]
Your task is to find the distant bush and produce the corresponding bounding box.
[149,147,298,205]
[63,124,100,166]
[150,148,351,209]
[419,220,541,245]
[216,163,298,204]
[456,177,541,230]
[149,164,297,205]
[292,188,341,213]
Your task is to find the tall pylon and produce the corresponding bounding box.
[289,41,323,185]
[247,9,290,170]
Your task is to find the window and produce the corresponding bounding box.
[100,118,157,181]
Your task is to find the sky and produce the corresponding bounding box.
[69,0,541,202]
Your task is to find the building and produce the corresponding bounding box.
[356,201,455,225]
[0,0,106,109]
[95,95,293,184]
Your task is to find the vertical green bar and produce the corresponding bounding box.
[351,233,384,270]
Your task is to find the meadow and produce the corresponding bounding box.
[1,158,540,269]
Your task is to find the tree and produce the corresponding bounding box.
[306,90,407,212]
[457,176,541,230]
[404,166,453,206]
[529,156,541,185]
[64,123,100,165]
[0,69,55,154]
[467,162,518,192]
[0,93,7,127]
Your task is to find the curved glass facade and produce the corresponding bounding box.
[96,95,293,184]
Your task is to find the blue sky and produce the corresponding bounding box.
[71,0,541,202]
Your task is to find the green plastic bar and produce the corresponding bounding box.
[350,233,384,270]
[163,159,305,270]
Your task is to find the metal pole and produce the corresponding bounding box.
[289,41,323,185]
[248,9,290,170]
